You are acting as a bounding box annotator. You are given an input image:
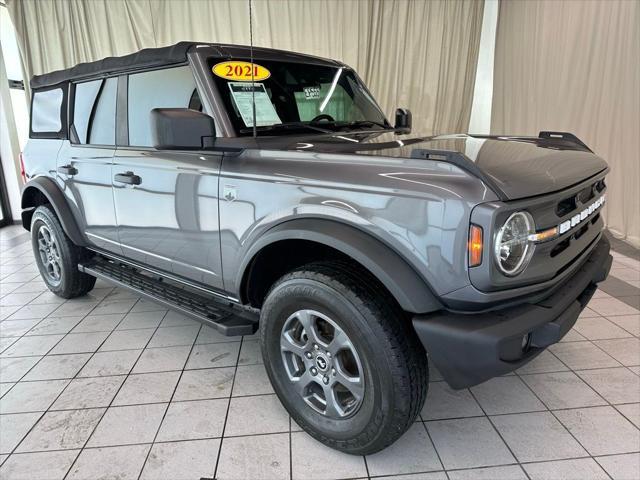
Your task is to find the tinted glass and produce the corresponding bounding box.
[73,78,117,145]
[31,88,63,133]
[73,80,101,143]
[90,78,117,145]
[209,58,388,135]
[128,66,197,147]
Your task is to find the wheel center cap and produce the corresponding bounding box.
[315,354,329,371]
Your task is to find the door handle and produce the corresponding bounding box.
[114,171,142,185]
[57,165,78,176]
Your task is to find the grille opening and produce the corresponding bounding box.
[556,235,600,276]
[551,238,571,257]
[556,180,604,218]
[574,224,589,240]
[577,186,595,204]
[557,196,577,217]
[549,211,597,259]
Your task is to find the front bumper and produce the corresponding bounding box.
[413,236,612,389]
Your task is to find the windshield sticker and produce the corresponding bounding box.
[228,82,281,127]
[303,86,321,100]
[213,61,271,82]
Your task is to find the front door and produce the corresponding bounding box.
[112,66,224,289]
[58,77,121,255]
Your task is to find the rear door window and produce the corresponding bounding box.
[72,77,117,145]
[127,66,197,147]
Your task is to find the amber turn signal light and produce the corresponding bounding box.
[468,224,483,267]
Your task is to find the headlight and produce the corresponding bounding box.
[494,211,535,276]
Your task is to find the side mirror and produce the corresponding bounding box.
[394,108,412,134]
[151,108,216,150]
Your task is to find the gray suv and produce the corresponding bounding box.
[21,42,611,454]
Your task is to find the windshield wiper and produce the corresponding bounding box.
[239,122,333,134]
[340,120,390,130]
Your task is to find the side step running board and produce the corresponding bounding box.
[79,257,257,336]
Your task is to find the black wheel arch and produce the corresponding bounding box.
[21,176,87,246]
[238,218,442,314]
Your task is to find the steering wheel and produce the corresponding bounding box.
[310,114,335,123]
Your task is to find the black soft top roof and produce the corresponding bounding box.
[30,41,342,90]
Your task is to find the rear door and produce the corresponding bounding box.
[58,77,121,254]
[112,65,224,289]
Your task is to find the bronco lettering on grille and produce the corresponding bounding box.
[559,195,605,234]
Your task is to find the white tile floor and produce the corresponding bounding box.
[0,224,639,480]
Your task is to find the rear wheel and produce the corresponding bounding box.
[260,261,428,454]
[31,205,96,298]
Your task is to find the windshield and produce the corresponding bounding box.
[209,58,389,136]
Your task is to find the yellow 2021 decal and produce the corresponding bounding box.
[212,61,271,82]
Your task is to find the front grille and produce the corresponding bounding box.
[555,179,602,217]
[550,238,570,258]
[469,172,607,292]
[577,186,595,204]
[574,223,589,240]
[549,215,596,258]
[556,197,576,217]
[555,234,601,277]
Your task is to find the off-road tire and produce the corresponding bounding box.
[30,205,96,298]
[260,261,428,455]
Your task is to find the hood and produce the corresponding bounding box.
[250,132,609,201]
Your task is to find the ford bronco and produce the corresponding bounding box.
[21,42,611,454]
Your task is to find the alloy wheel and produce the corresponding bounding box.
[37,225,62,285]
[280,309,365,419]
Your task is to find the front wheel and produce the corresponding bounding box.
[31,205,96,299]
[260,261,428,454]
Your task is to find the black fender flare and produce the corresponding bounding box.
[237,219,442,314]
[21,177,87,246]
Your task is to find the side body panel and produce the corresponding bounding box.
[56,141,120,254]
[22,138,63,180]
[112,149,225,289]
[219,149,497,302]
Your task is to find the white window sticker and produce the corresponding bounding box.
[303,86,321,100]
[228,82,281,127]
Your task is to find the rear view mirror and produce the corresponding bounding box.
[151,108,216,150]
[394,108,412,134]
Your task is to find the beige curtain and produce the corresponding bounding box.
[492,0,640,247]
[7,0,484,137]
[363,0,484,134]
[7,0,155,87]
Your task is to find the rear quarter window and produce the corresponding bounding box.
[31,88,64,133]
